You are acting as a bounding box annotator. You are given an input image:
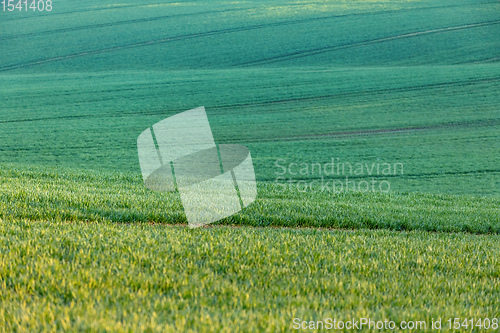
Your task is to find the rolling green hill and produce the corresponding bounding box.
[1,0,499,70]
[1,64,498,196]
[1,165,499,233]
[1,0,499,197]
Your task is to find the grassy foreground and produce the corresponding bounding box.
[1,220,499,332]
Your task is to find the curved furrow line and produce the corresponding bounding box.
[9,73,497,107]
[400,169,500,179]
[1,14,356,72]
[260,169,500,182]
[0,8,248,41]
[466,57,500,64]
[231,119,500,143]
[1,76,498,124]
[0,3,171,22]
[237,20,500,67]
[0,1,482,23]
[0,145,127,152]
[209,76,500,112]
[0,27,255,72]
[0,5,483,72]
[0,3,468,41]
[0,114,96,124]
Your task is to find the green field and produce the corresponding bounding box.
[1,0,499,331]
[1,65,499,197]
[1,165,499,234]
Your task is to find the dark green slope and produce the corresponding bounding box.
[1,0,499,72]
[0,0,498,197]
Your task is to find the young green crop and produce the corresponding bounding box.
[1,165,499,234]
[1,0,499,330]
[1,220,499,332]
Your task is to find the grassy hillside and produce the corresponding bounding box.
[1,220,499,332]
[1,0,499,71]
[1,165,499,234]
[1,0,499,197]
[0,65,499,196]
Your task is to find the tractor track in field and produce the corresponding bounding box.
[208,77,500,112]
[461,57,500,65]
[0,8,248,41]
[230,119,500,143]
[0,144,127,152]
[7,72,497,109]
[0,20,314,72]
[0,2,186,22]
[0,27,248,72]
[261,169,500,182]
[237,20,500,67]
[0,3,470,41]
[0,76,498,124]
[1,7,495,71]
